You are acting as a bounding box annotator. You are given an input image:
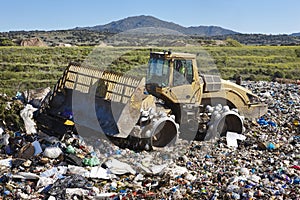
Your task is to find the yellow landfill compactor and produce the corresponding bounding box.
[36,51,267,150]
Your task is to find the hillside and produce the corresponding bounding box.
[78,15,238,36]
[2,30,300,47]
[1,16,300,46]
[211,34,300,46]
[0,30,111,46]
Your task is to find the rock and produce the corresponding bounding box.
[20,38,47,47]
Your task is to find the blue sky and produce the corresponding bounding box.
[0,0,299,34]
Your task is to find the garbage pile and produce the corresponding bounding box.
[0,81,299,199]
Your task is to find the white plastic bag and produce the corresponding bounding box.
[43,146,62,159]
[20,104,38,135]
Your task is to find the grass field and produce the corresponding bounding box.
[1,46,300,96]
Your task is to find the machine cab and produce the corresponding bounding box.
[146,51,202,104]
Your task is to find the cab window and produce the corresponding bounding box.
[147,57,170,87]
[173,59,193,86]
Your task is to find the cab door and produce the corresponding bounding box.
[169,59,200,104]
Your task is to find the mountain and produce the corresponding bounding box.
[77,15,238,36]
[185,25,237,36]
[291,32,300,36]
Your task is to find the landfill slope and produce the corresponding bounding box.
[0,81,299,199]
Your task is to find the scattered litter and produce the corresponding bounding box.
[0,133,10,146]
[89,166,110,179]
[43,146,62,159]
[0,158,12,167]
[20,104,38,135]
[13,172,40,180]
[226,131,246,148]
[0,127,3,136]
[82,156,100,167]
[32,140,43,155]
[0,81,299,199]
[104,158,136,175]
[18,143,35,159]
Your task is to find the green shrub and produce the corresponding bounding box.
[246,74,256,81]
[285,73,293,79]
[0,38,15,46]
[273,71,284,79]
[225,38,243,47]
[295,49,300,57]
